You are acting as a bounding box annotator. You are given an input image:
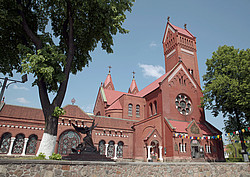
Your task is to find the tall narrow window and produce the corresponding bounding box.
[128,104,133,116]
[149,103,153,116]
[136,105,140,117]
[154,101,157,114]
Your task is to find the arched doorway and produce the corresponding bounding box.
[0,132,11,154]
[58,131,80,155]
[150,140,159,160]
[191,139,204,158]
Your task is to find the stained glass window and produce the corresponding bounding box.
[98,140,106,155]
[26,135,38,155]
[0,133,11,154]
[107,141,115,158]
[12,134,25,154]
[58,131,80,155]
[117,141,124,158]
[175,94,192,115]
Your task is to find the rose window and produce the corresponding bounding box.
[175,94,192,115]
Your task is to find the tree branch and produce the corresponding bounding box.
[16,0,43,50]
[53,0,74,107]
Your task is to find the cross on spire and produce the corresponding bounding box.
[184,24,187,29]
[167,16,170,22]
[132,71,135,79]
[108,66,112,74]
[71,98,76,105]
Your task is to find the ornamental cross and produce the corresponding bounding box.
[108,66,112,74]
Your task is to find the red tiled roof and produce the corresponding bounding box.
[63,105,92,119]
[103,89,126,105]
[170,23,194,38]
[0,104,44,121]
[168,120,189,133]
[136,71,170,97]
[198,123,213,135]
[107,100,122,110]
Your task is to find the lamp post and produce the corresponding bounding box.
[0,74,28,102]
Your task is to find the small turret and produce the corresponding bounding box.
[103,66,115,90]
[128,71,139,94]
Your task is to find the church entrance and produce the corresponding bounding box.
[190,140,204,159]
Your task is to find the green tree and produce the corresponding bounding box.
[0,0,134,158]
[202,45,250,161]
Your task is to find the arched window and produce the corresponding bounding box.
[128,104,133,116]
[26,134,38,155]
[0,132,11,154]
[12,134,25,154]
[98,140,106,155]
[107,140,115,158]
[154,101,157,114]
[149,103,153,116]
[96,112,101,116]
[117,141,124,158]
[136,105,140,117]
[58,131,80,155]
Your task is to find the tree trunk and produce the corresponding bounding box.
[36,111,59,158]
[236,113,249,162]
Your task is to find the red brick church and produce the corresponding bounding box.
[0,20,224,161]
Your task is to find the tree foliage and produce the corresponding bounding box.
[0,0,134,157]
[202,45,250,131]
[202,45,250,160]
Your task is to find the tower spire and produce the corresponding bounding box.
[128,71,139,94]
[103,66,115,90]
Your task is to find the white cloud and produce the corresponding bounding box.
[82,104,93,113]
[139,63,165,78]
[149,41,157,47]
[12,85,29,91]
[16,97,30,104]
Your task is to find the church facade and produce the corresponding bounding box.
[0,21,224,161]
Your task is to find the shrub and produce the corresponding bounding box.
[49,153,62,160]
[36,153,46,160]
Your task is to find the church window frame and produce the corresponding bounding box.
[149,103,153,116]
[154,101,157,114]
[12,133,25,154]
[25,134,38,155]
[58,130,81,155]
[117,141,124,158]
[128,103,133,117]
[175,94,192,115]
[98,140,106,155]
[0,132,11,154]
[136,105,140,117]
[107,140,115,158]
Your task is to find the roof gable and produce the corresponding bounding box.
[163,22,194,43]
[63,105,92,119]
[167,62,198,89]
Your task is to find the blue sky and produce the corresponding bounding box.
[1,0,250,139]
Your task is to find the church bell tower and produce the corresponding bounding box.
[162,17,200,86]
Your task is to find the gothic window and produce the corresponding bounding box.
[98,140,106,155]
[149,103,153,116]
[58,131,80,155]
[12,134,25,154]
[175,94,192,115]
[107,140,115,158]
[154,101,157,114]
[0,132,11,154]
[128,104,133,116]
[25,135,38,155]
[136,105,140,117]
[117,141,124,158]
